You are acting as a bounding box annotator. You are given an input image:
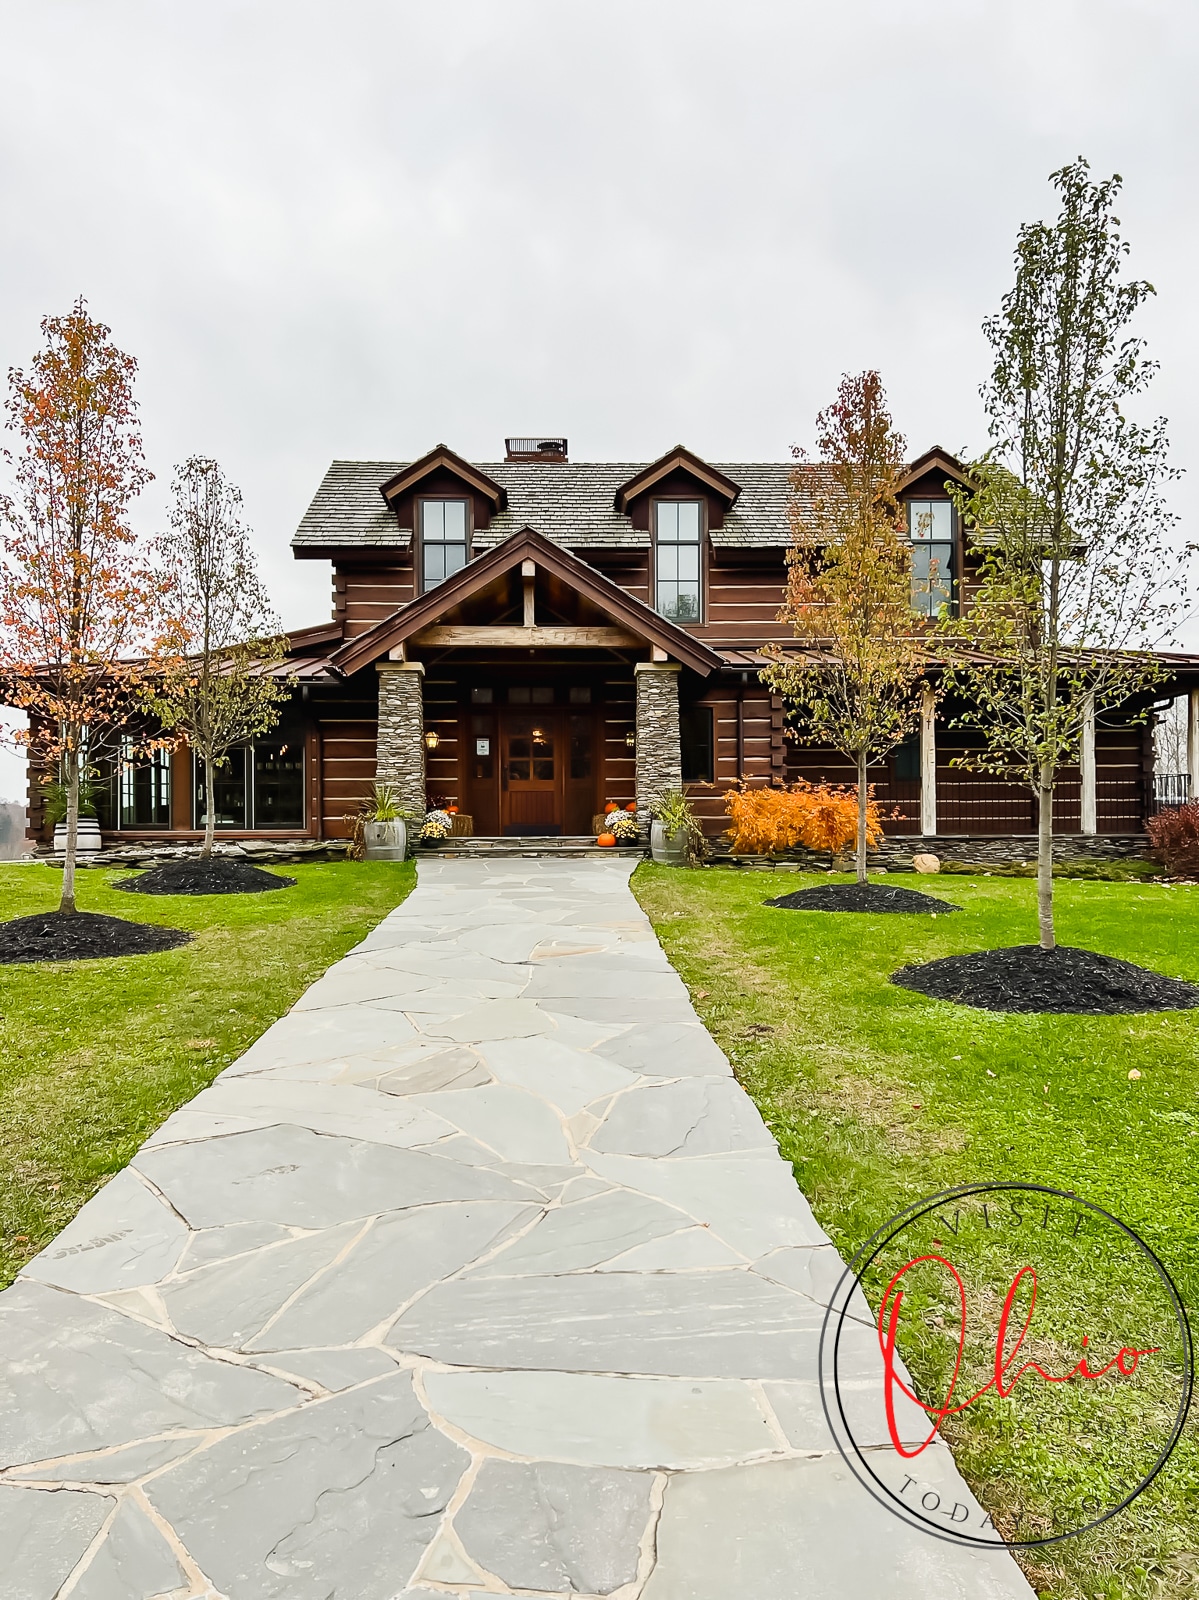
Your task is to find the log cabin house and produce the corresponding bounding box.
[22,437,1199,853]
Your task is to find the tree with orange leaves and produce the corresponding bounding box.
[0,300,159,914]
[761,372,932,884]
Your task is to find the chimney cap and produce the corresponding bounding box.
[506,436,568,462]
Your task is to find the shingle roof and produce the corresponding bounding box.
[292,458,820,553]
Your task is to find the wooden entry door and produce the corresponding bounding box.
[501,712,561,835]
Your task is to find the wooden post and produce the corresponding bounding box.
[1189,690,1199,801]
[522,559,536,628]
[1080,692,1097,835]
[920,686,937,837]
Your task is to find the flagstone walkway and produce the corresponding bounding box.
[0,858,1034,1599]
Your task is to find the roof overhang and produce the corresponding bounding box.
[328,526,722,678]
[614,447,741,515]
[894,446,974,498]
[379,444,507,513]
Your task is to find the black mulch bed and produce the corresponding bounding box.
[891,943,1199,1015]
[113,859,296,896]
[0,911,192,965]
[766,883,960,915]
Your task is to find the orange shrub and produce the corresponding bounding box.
[723,779,884,856]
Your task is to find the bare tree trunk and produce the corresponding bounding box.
[856,749,868,885]
[1037,758,1055,951]
[60,749,79,916]
[202,754,216,858]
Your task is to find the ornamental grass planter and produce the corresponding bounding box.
[363,819,407,861]
[650,820,690,866]
[53,819,102,856]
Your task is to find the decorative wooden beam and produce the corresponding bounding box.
[412,625,642,649]
[522,560,536,628]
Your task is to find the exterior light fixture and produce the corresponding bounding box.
[625,731,636,749]
[424,730,440,750]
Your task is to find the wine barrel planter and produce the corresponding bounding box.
[363,820,408,861]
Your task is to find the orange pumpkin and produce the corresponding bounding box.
[604,802,619,814]
[597,832,617,847]
[625,802,637,812]
[445,806,458,814]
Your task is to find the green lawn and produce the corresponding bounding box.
[0,860,414,1291]
[634,865,1199,1600]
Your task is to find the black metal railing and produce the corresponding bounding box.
[1152,772,1191,811]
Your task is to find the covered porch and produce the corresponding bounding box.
[327,527,721,837]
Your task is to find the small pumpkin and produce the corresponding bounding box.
[445,806,458,814]
[597,832,617,847]
[625,802,637,812]
[604,801,619,815]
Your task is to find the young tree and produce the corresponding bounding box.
[151,457,290,857]
[0,300,156,914]
[944,160,1189,950]
[761,371,931,883]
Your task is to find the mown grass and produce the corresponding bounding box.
[634,864,1199,1600]
[0,860,414,1290]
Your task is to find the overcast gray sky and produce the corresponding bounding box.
[1,0,1196,800]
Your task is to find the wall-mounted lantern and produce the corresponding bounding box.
[424,730,440,750]
[625,730,636,749]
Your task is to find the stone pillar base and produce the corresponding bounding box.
[376,662,427,820]
[635,662,682,817]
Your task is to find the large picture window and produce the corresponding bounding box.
[101,736,172,832]
[907,500,953,616]
[193,730,305,831]
[655,501,702,623]
[421,499,469,591]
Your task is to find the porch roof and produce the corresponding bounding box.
[328,527,723,678]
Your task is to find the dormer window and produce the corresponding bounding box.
[907,499,953,616]
[655,500,702,623]
[421,499,469,590]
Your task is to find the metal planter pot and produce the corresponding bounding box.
[650,819,689,866]
[363,819,407,861]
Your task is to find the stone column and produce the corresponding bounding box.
[1189,690,1199,801]
[634,661,682,816]
[1080,692,1097,835]
[920,685,937,838]
[375,662,427,819]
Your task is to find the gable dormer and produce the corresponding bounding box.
[614,447,741,531]
[379,445,507,593]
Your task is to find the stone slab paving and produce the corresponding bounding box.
[0,858,1035,1599]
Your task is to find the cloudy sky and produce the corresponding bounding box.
[0,0,1196,800]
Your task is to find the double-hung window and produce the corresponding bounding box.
[655,501,702,623]
[907,500,953,616]
[421,499,469,591]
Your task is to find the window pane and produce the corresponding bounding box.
[675,545,699,581]
[911,543,952,615]
[424,500,468,540]
[118,742,171,828]
[657,501,701,542]
[680,705,714,783]
[443,543,467,579]
[253,738,304,828]
[195,748,247,829]
[908,501,952,542]
[659,583,700,623]
[676,501,701,541]
[569,713,592,779]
